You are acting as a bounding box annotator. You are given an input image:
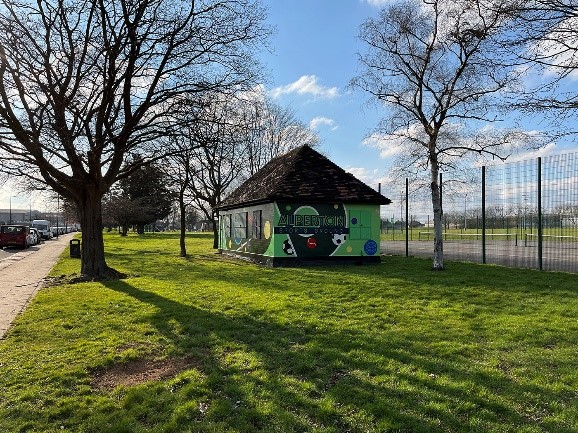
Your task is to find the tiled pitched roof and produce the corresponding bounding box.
[216,146,391,210]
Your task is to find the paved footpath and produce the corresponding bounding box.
[0,233,74,339]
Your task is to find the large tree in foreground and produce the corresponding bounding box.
[352,0,541,270]
[0,0,269,278]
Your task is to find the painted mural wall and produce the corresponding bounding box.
[219,202,381,260]
[273,202,380,258]
[219,203,275,256]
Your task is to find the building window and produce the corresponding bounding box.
[223,214,232,238]
[253,210,262,239]
[234,212,248,239]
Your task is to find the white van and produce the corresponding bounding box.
[31,219,53,240]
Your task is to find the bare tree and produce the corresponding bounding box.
[351,0,541,270]
[187,95,250,249]
[0,0,269,278]
[102,191,134,236]
[166,139,196,257]
[240,94,319,177]
[164,92,246,255]
[168,90,319,252]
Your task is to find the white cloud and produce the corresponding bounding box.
[347,166,375,186]
[362,0,393,6]
[533,16,578,80]
[270,75,339,99]
[309,116,336,130]
[363,123,553,166]
[346,166,369,181]
[362,132,408,159]
[493,141,559,164]
[346,166,390,189]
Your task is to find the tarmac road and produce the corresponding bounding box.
[0,233,74,339]
[382,239,578,273]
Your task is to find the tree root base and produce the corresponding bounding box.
[44,267,132,286]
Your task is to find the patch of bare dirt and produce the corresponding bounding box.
[43,271,136,287]
[91,357,200,391]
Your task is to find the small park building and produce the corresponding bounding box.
[215,146,391,266]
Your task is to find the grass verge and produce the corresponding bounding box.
[1,232,577,432]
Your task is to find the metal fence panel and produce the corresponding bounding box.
[381,152,578,273]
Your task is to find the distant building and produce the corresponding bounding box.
[0,209,28,225]
[0,208,76,229]
[215,146,391,266]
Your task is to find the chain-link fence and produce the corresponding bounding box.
[381,152,578,273]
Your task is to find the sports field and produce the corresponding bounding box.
[381,228,578,273]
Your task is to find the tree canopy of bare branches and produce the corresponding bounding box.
[0,0,270,278]
[505,1,578,131]
[240,93,320,177]
[167,90,319,255]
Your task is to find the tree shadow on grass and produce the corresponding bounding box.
[97,279,577,433]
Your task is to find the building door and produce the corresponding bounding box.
[349,210,371,240]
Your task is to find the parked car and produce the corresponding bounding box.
[0,225,30,248]
[31,219,52,240]
[28,227,40,246]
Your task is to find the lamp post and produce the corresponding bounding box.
[9,196,12,224]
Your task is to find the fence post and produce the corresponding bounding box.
[405,177,409,257]
[538,157,543,271]
[482,166,486,264]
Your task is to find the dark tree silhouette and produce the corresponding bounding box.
[115,160,174,234]
[0,0,269,278]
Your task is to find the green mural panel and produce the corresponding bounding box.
[220,202,382,260]
[274,202,348,258]
[273,202,381,258]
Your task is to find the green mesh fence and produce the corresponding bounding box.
[381,152,578,273]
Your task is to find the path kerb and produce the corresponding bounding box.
[0,233,74,339]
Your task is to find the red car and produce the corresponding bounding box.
[0,225,30,248]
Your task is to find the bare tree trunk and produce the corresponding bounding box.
[179,191,187,257]
[77,188,115,278]
[212,211,219,249]
[430,161,444,270]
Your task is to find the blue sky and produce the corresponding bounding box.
[258,0,577,192]
[258,0,388,188]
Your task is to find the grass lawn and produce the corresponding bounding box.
[1,232,578,433]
